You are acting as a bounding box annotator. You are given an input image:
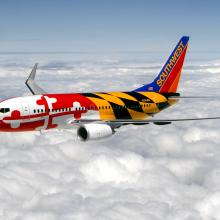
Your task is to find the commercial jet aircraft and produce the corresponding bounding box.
[0,36,219,141]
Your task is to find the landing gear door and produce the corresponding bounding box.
[21,102,30,120]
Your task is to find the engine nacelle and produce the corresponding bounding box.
[77,124,114,141]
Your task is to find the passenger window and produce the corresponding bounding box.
[0,108,10,113]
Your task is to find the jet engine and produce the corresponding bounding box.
[77,124,114,141]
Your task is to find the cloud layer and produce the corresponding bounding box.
[0,53,220,220]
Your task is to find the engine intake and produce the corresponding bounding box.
[77,124,114,141]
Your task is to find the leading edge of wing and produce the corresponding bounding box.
[168,96,220,99]
[74,116,220,124]
[25,63,47,95]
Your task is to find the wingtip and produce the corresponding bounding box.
[25,62,46,95]
[29,63,39,80]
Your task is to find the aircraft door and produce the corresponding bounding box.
[21,102,30,120]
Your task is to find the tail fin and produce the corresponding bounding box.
[134,36,189,93]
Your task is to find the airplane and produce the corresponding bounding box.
[0,36,219,141]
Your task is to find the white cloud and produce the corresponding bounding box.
[0,53,220,219]
[196,191,220,220]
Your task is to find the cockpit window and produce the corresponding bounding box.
[0,108,10,113]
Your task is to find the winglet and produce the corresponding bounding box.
[28,63,38,80]
[25,63,46,95]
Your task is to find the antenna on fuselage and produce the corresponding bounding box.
[25,63,46,95]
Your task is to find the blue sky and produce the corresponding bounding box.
[0,0,220,52]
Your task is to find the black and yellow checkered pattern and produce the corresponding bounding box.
[83,92,172,120]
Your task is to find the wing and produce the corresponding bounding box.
[72,116,220,126]
[25,63,46,95]
[168,95,220,99]
[112,117,220,124]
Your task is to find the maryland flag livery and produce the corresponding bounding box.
[0,36,219,141]
[83,91,168,120]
